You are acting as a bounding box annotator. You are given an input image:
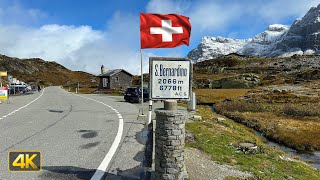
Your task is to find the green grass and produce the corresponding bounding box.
[186,106,320,179]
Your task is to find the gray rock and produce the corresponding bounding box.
[191,115,202,121]
[272,89,282,94]
[238,143,259,154]
[217,117,225,122]
[263,75,277,81]
[296,69,320,80]
[271,4,320,56]
[210,74,260,89]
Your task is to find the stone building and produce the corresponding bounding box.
[98,65,133,89]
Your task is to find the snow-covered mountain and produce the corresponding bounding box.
[188,4,320,62]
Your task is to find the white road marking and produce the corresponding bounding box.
[73,93,124,180]
[0,89,45,120]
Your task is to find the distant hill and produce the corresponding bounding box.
[191,53,320,89]
[0,54,98,88]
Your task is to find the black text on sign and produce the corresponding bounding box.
[150,58,191,100]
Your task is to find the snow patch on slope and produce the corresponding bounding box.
[188,24,289,61]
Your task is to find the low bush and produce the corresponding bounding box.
[195,89,250,104]
[283,103,320,117]
[216,101,266,113]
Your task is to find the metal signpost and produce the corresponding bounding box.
[149,57,192,101]
[7,75,12,104]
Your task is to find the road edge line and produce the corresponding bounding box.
[73,94,124,180]
[0,88,45,120]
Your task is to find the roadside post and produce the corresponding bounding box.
[7,85,10,104]
[150,57,191,180]
[187,92,196,111]
[13,78,16,94]
[7,75,12,104]
[147,100,153,124]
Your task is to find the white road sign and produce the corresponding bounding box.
[8,75,13,83]
[150,57,191,100]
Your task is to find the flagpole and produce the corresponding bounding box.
[140,48,144,115]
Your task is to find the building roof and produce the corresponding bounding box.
[98,69,134,77]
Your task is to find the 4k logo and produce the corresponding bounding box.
[8,151,41,171]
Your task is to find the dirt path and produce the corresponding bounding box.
[185,148,252,180]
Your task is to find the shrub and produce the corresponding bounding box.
[283,103,320,117]
[216,101,266,113]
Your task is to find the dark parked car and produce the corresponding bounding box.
[9,86,27,94]
[124,87,149,103]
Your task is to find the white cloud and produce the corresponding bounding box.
[105,11,139,48]
[145,0,320,32]
[188,3,241,32]
[257,0,320,22]
[0,2,151,76]
[0,0,319,77]
[0,22,150,75]
[146,0,191,14]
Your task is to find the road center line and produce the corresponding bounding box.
[73,94,124,180]
[0,89,45,120]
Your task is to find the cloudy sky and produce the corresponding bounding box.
[0,0,319,75]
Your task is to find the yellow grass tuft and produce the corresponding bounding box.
[195,89,250,104]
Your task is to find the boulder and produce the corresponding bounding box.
[263,75,277,81]
[220,79,251,88]
[191,115,203,121]
[185,132,196,144]
[210,74,260,89]
[272,89,282,94]
[217,117,225,122]
[296,69,320,80]
[238,142,259,154]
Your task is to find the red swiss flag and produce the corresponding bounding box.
[140,13,191,49]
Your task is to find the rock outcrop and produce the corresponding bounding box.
[209,74,260,89]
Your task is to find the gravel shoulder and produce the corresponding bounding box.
[185,147,252,180]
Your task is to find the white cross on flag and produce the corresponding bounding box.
[140,13,191,49]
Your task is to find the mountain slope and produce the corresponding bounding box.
[0,54,98,87]
[188,4,320,62]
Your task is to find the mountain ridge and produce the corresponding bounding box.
[0,54,98,87]
[188,4,320,62]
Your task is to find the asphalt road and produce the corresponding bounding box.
[0,86,148,180]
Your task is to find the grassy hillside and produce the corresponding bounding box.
[185,54,320,178]
[191,54,320,151]
[193,54,320,88]
[0,54,98,88]
[187,106,320,179]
